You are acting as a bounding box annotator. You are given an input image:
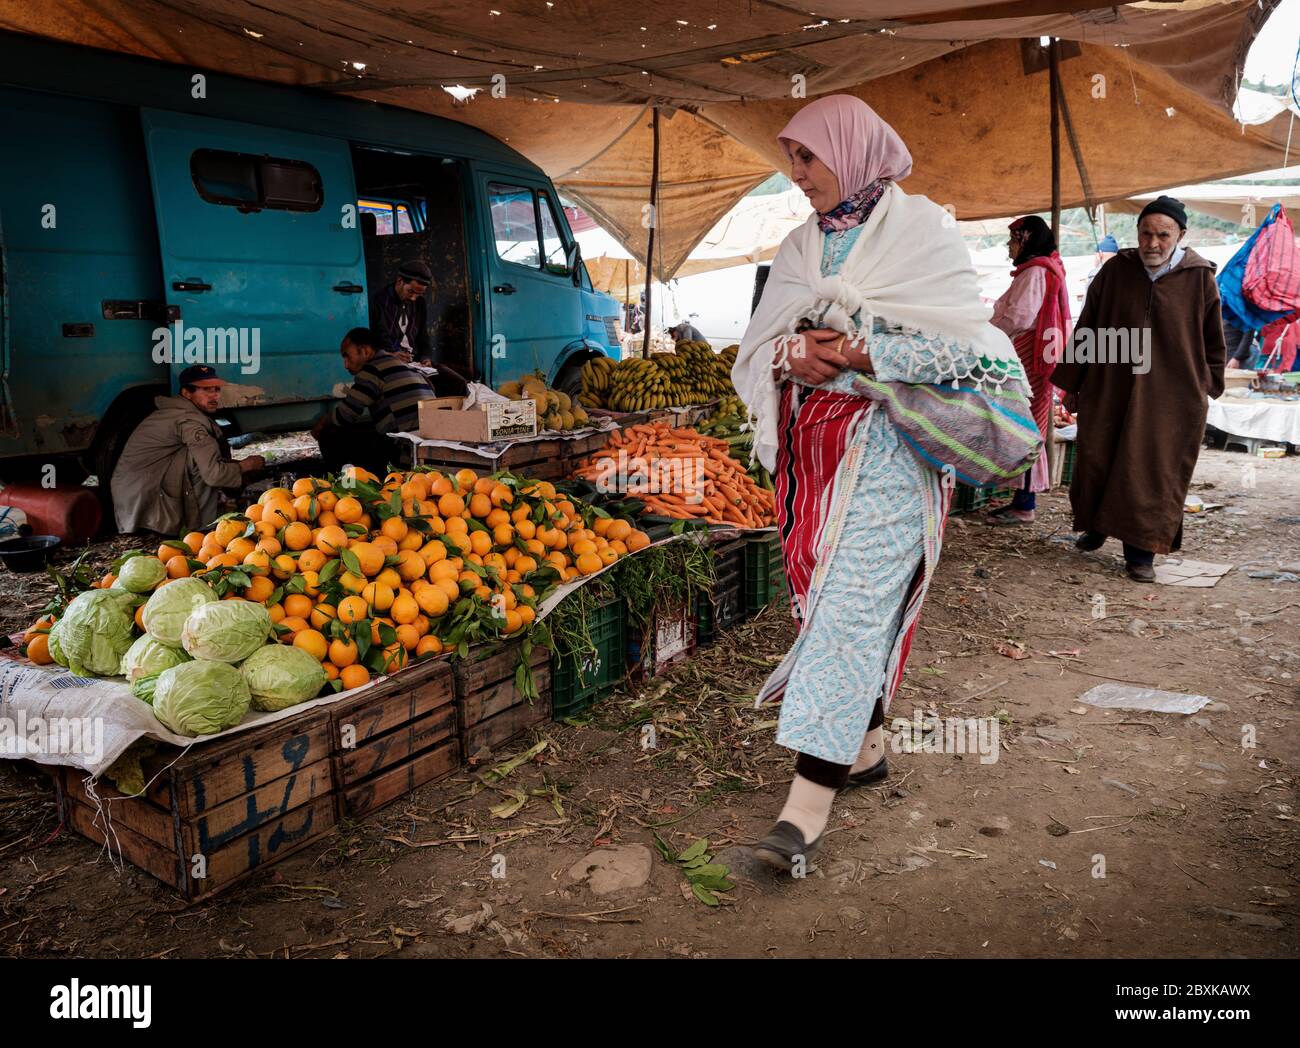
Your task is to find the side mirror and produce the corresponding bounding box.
[567,241,582,286]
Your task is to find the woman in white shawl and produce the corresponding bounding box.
[735,95,1027,871]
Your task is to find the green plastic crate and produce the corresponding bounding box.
[696,538,746,646]
[551,595,627,720]
[948,483,990,515]
[743,532,787,614]
[1061,441,1077,486]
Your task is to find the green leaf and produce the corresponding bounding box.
[185,558,206,572]
[652,832,675,862]
[489,788,528,819]
[228,569,252,589]
[354,620,372,661]
[383,554,402,567]
[407,517,432,536]
[160,539,191,553]
[285,574,307,595]
[457,639,469,659]
[378,623,398,647]
[677,838,708,864]
[686,863,729,879]
[342,523,368,537]
[268,585,285,606]
[340,548,362,577]
[690,875,735,892]
[466,518,490,534]
[690,882,719,907]
[317,558,339,585]
[390,491,402,518]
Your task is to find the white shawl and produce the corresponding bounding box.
[732,183,1024,472]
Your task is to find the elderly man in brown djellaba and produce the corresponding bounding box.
[1051,195,1225,583]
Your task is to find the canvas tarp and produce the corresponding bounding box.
[0,0,1291,279]
[1112,183,1300,225]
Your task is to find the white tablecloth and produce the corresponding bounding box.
[1207,394,1300,445]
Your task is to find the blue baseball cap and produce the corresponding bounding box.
[1097,235,1119,252]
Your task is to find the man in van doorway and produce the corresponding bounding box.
[112,365,265,535]
[370,260,434,365]
[313,327,437,476]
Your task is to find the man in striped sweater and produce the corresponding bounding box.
[312,327,437,475]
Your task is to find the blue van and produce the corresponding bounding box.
[0,33,622,488]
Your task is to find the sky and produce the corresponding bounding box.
[1247,0,1299,86]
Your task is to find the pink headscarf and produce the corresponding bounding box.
[777,95,912,201]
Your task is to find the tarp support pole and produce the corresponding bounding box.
[1048,38,1062,484]
[642,106,660,358]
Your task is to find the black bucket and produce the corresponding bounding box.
[0,534,61,572]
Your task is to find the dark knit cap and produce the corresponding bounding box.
[398,259,433,282]
[1137,195,1188,230]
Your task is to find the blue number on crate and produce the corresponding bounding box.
[195,733,316,857]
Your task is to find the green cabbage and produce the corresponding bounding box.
[181,601,272,663]
[48,618,68,668]
[116,554,168,593]
[59,589,135,677]
[152,660,251,736]
[132,673,161,705]
[142,577,218,646]
[240,644,327,712]
[120,634,190,684]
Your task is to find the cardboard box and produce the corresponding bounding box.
[418,397,537,443]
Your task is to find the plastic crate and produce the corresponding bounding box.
[1061,441,1077,487]
[948,483,990,515]
[551,594,627,720]
[628,593,697,681]
[697,537,746,646]
[743,532,787,614]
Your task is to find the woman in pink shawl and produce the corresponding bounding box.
[734,96,1028,871]
[988,215,1072,523]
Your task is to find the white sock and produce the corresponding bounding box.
[776,774,836,843]
[850,725,885,774]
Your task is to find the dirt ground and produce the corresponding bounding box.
[1,447,1296,959]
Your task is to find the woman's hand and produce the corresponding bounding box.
[780,327,850,385]
[840,333,874,375]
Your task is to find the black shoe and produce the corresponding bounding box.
[1075,531,1106,552]
[844,755,889,789]
[752,821,821,872]
[1126,561,1155,583]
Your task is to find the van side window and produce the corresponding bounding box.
[538,191,569,275]
[191,149,323,212]
[358,198,416,235]
[488,182,540,268]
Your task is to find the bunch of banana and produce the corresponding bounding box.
[498,371,590,431]
[578,355,616,409]
[605,356,672,412]
[655,340,734,405]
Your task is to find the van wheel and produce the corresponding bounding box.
[554,358,590,397]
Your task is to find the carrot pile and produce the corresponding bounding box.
[573,419,776,528]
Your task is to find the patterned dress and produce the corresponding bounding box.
[769,223,992,766]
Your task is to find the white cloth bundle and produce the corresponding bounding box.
[732,183,1024,472]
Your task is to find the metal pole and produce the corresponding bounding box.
[1047,38,1062,484]
[642,106,660,359]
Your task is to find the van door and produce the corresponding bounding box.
[139,109,363,408]
[479,176,582,386]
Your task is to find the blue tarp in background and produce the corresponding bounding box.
[1218,203,1295,333]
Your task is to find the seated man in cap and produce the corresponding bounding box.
[369,260,435,364]
[112,365,265,535]
[1052,195,1226,583]
[312,327,438,476]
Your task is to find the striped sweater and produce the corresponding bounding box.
[332,351,437,434]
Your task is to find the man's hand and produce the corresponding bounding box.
[780,327,850,385]
[391,349,413,364]
[840,333,873,374]
[239,455,266,475]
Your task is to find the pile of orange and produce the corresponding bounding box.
[36,466,651,690]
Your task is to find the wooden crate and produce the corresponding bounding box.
[328,655,460,820]
[408,436,569,480]
[453,639,551,756]
[58,710,336,901]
